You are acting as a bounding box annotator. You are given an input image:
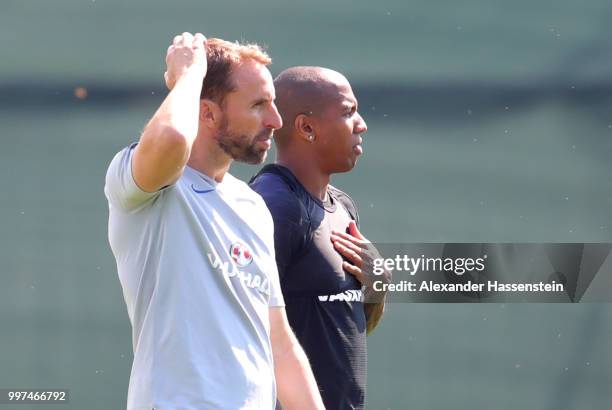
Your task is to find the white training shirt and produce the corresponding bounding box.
[104,144,284,410]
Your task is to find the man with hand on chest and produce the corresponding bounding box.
[250,66,391,410]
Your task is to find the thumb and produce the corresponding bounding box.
[348,220,365,240]
[164,71,173,90]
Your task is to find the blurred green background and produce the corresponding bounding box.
[1,0,611,409]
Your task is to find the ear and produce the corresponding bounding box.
[199,99,222,128]
[295,113,316,143]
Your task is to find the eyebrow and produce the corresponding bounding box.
[251,95,275,105]
[341,101,357,110]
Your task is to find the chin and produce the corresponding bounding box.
[235,146,269,165]
[249,151,268,165]
[334,160,357,174]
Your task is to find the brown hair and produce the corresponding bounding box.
[201,38,271,105]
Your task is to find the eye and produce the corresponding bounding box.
[344,107,356,117]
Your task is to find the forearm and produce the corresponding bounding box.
[274,335,324,409]
[364,300,385,335]
[145,69,203,147]
[364,273,389,335]
[139,69,203,162]
[134,68,204,191]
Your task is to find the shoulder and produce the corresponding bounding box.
[225,173,257,196]
[329,184,359,221]
[105,142,166,211]
[250,169,305,223]
[222,173,266,206]
[106,142,136,173]
[328,184,358,208]
[250,170,292,197]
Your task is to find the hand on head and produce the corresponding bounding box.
[164,32,207,90]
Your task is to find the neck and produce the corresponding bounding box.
[277,152,330,201]
[187,134,232,182]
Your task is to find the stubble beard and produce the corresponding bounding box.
[215,116,271,165]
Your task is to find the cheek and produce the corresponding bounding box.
[339,118,355,136]
[339,121,356,144]
[249,109,268,127]
[230,111,262,133]
[324,120,352,138]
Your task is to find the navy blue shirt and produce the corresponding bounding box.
[250,164,367,410]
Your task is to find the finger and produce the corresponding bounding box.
[333,240,361,263]
[333,241,363,266]
[342,261,364,281]
[173,35,182,46]
[331,234,362,254]
[193,33,206,49]
[348,220,366,240]
[331,230,367,247]
[180,32,194,46]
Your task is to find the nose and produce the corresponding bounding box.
[265,103,283,130]
[354,112,367,134]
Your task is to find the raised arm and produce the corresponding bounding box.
[269,307,325,410]
[132,32,207,192]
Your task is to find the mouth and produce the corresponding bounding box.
[353,136,363,155]
[254,130,273,149]
[257,138,272,149]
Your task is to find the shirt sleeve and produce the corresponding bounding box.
[252,195,286,308]
[104,143,163,211]
[271,210,306,281]
[266,239,285,308]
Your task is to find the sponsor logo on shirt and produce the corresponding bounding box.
[229,242,253,267]
[207,246,270,296]
[318,289,363,302]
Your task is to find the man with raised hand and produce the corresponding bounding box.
[250,66,391,410]
[104,34,323,410]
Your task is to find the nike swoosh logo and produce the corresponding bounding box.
[191,184,215,194]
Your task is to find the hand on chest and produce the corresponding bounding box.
[299,205,361,291]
